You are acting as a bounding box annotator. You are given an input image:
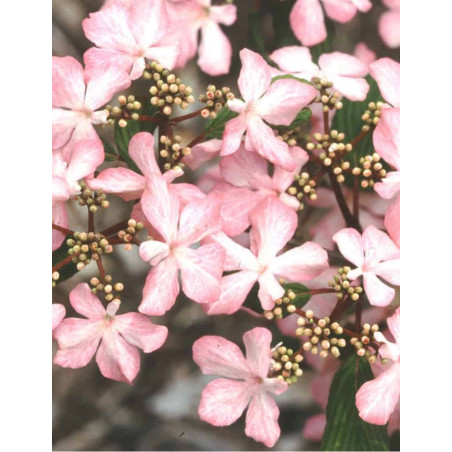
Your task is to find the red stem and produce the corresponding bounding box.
[52,224,74,236]
[52,255,73,273]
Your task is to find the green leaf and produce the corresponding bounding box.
[101,137,119,162]
[321,356,390,451]
[52,237,78,285]
[204,107,238,139]
[272,107,312,130]
[271,73,311,84]
[114,102,159,173]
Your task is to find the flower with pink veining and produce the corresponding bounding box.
[193,327,288,447]
[333,225,400,307]
[356,308,400,424]
[53,283,168,383]
[83,0,179,80]
[138,175,225,315]
[52,56,131,149]
[206,197,328,314]
[221,49,317,171]
[270,46,370,101]
[290,0,372,47]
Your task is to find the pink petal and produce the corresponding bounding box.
[363,272,395,307]
[303,413,326,441]
[183,138,222,169]
[387,307,400,344]
[272,146,309,193]
[88,167,145,201]
[114,312,168,353]
[271,241,329,281]
[66,138,104,183]
[369,58,400,107]
[144,45,180,71]
[332,228,365,267]
[258,271,285,310]
[128,132,160,176]
[270,46,318,77]
[384,196,400,247]
[199,378,255,426]
[139,256,180,315]
[177,244,225,303]
[371,260,400,285]
[52,175,70,204]
[356,362,400,425]
[52,304,66,331]
[243,327,273,378]
[374,171,400,199]
[238,49,272,102]
[250,197,297,263]
[69,283,106,319]
[204,271,258,315]
[192,335,252,379]
[169,182,205,206]
[198,20,232,76]
[354,42,376,66]
[245,389,282,447]
[52,56,85,110]
[290,0,326,47]
[373,107,400,169]
[209,4,237,26]
[96,328,140,384]
[221,113,247,156]
[52,202,68,251]
[83,47,136,76]
[328,75,370,101]
[379,10,400,49]
[52,108,83,149]
[322,0,358,22]
[362,225,400,262]
[139,240,170,266]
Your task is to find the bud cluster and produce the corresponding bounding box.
[66,232,113,271]
[199,84,234,119]
[144,61,195,116]
[77,181,110,212]
[159,134,190,172]
[328,266,363,301]
[296,312,347,359]
[271,345,304,385]
[306,130,353,183]
[264,287,298,319]
[350,323,380,363]
[117,219,144,251]
[90,274,124,303]
[311,77,343,112]
[286,171,317,209]
[106,95,142,128]
[278,127,304,147]
[361,101,384,132]
[351,153,387,189]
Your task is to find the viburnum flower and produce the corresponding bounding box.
[83,0,179,80]
[221,48,317,171]
[166,0,237,75]
[378,0,400,48]
[205,198,328,314]
[53,283,168,383]
[52,139,104,250]
[356,308,400,424]
[52,56,131,149]
[138,176,225,315]
[290,0,372,47]
[193,327,288,447]
[52,304,66,331]
[333,225,400,307]
[270,46,369,101]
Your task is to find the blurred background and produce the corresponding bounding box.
[53,1,400,450]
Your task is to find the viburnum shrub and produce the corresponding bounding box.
[52,0,400,449]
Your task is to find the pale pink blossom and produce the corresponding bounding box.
[52,139,104,250]
[52,56,131,149]
[193,327,288,447]
[378,0,400,48]
[205,198,328,314]
[333,226,400,307]
[53,283,168,383]
[166,0,237,75]
[356,308,400,424]
[222,49,317,171]
[290,0,372,47]
[52,304,66,331]
[83,0,179,80]
[270,46,369,101]
[138,176,225,315]
[354,42,376,67]
[182,138,223,170]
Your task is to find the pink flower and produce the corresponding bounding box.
[356,308,400,424]
[221,49,317,171]
[138,175,225,315]
[52,139,104,250]
[270,46,369,101]
[53,283,168,383]
[83,0,179,80]
[52,304,66,331]
[166,0,237,75]
[378,0,400,48]
[333,226,400,307]
[290,0,372,47]
[52,56,131,149]
[193,327,288,447]
[206,197,328,314]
